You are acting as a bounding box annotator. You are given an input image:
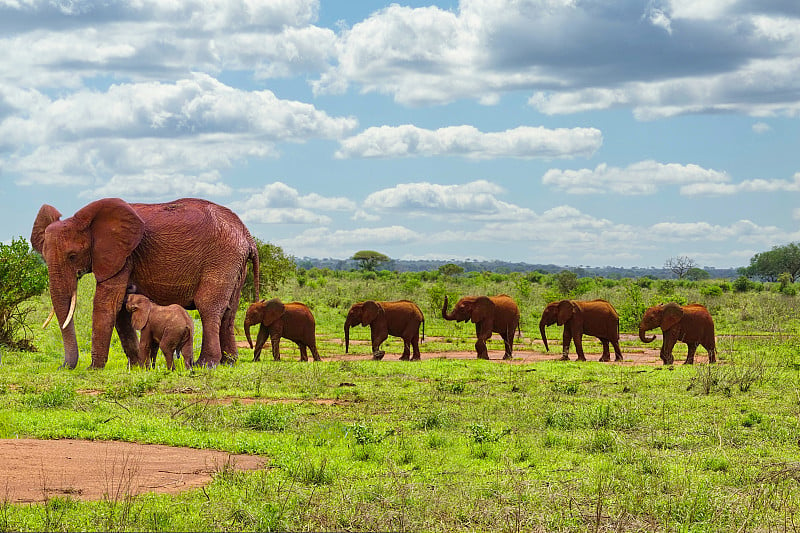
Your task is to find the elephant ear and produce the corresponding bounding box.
[73,198,144,283]
[31,205,62,254]
[262,298,286,326]
[130,299,151,331]
[470,296,495,323]
[661,302,684,331]
[362,300,384,325]
[556,300,578,325]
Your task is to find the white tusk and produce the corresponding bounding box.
[61,291,77,330]
[42,308,55,329]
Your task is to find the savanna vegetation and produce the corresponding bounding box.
[1,241,800,531]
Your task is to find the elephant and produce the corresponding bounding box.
[31,197,259,369]
[344,300,425,360]
[539,299,622,362]
[125,293,194,370]
[441,294,520,360]
[244,299,321,362]
[639,302,716,365]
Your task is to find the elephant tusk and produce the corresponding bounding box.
[61,291,77,330]
[42,308,56,329]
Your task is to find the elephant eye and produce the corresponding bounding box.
[67,252,78,263]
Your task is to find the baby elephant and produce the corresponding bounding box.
[244,299,321,362]
[125,293,194,370]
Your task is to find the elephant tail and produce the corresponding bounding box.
[248,239,260,300]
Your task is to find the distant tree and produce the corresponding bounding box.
[243,239,296,300]
[686,267,710,281]
[744,243,800,282]
[352,250,390,272]
[664,256,697,279]
[0,238,49,350]
[438,263,464,277]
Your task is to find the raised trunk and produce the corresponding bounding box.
[49,281,80,369]
[244,319,254,349]
[639,324,656,343]
[539,320,549,351]
[441,295,455,321]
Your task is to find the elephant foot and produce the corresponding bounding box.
[559,355,570,361]
[399,355,410,361]
[599,357,610,362]
[372,350,385,360]
[683,360,694,365]
[477,353,490,360]
[577,357,587,362]
[410,356,421,361]
[502,354,512,360]
[615,356,623,361]
[313,356,322,362]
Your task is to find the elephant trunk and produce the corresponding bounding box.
[344,318,352,353]
[539,319,549,351]
[244,318,254,349]
[441,295,454,321]
[49,279,80,369]
[639,324,656,343]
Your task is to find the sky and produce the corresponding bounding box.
[1,0,799,269]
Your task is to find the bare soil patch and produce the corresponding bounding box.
[0,439,265,503]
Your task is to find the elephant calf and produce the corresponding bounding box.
[344,300,425,360]
[244,299,321,362]
[639,302,716,365]
[125,293,194,370]
[441,294,520,360]
[539,299,622,362]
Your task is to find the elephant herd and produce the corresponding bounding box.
[31,197,716,371]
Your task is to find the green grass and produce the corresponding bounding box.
[1,273,800,530]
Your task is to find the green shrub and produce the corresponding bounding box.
[0,238,49,349]
[243,404,295,431]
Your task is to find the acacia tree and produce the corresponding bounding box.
[352,250,390,272]
[743,243,800,282]
[664,256,697,279]
[438,263,464,277]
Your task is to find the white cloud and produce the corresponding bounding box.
[680,173,800,196]
[281,225,422,257]
[229,182,356,225]
[363,180,535,221]
[81,172,232,200]
[336,125,602,159]
[752,122,771,134]
[542,161,730,195]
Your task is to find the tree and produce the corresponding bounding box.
[243,239,296,300]
[744,243,800,282]
[352,250,390,272]
[0,238,49,349]
[438,263,464,277]
[686,267,710,281]
[664,256,697,279]
[555,270,579,295]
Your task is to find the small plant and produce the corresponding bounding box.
[23,384,76,409]
[243,404,295,432]
[468,423,510,444]
[436,380,466,394]
[347,423,394,445]
[286,456,334,485]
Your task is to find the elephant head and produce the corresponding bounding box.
[31,199,144,369]
[244,298,285,349]
[125,293,153,331]
[639,302,683,343]
[538,300,578,352]
[441,295,495,324]
[344,300,384,353]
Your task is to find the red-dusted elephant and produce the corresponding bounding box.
[31,197,259,369]
[125,293,194,371]
[539,299,622,362]
[244,298,321,362]
[441,294,519,360]
[344,300,425,360]
[639,302,716,365]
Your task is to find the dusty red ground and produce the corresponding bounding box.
[5,333,709,503]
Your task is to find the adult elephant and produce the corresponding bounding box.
[244,298,321,362]
[441,294,519,360]
[639,302,716,365]
[344,300,425,360]
[539,299,622,362]
[31,197,259,369]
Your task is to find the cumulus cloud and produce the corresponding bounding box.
[542,161,730,195]
[336,125,602,159]
[680,173,800,195]
[363,181,535,221]
[229,182,356,225]
[281,225,423,257]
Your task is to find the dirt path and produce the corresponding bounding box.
[0,439,265,503]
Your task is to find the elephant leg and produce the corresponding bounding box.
[194,282,235,367]
[410,334,421,361]
[270,332,282,361]
[90,274,130,369]
[599,339,611,362]
[159,341,175,371]
[370,327,387,360]
[149,341,158,369]
[194,304,224,367]
[501,333,513,360]
[705,343,716,363]
[660,335,676,365]
[253,325,269,362]
[560,324,572,361]
[309,341,322,361]
[611,339,623,361]
[573,332,586,362]
[685,343,698,365]
[400,339,411,361]
[475,323,491,360]
[220,304,239,365]
[298,343,308,362]
[181,337,194,369]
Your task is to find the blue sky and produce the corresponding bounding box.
[1,0,799,268]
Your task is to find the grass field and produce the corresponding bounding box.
[1,271,799,531]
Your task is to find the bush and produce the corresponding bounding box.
[0,238,49,349]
